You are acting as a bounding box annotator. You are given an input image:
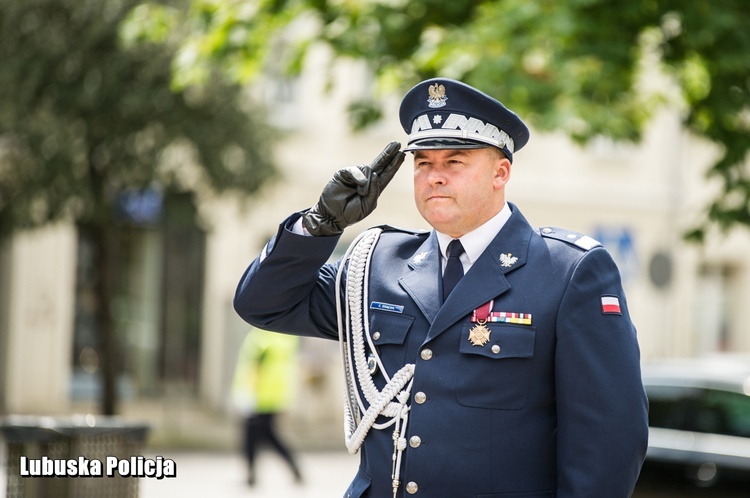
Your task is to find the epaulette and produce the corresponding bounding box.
[538,226,601,251]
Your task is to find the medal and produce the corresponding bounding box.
[468,300,493,346]
[468,321,491,346]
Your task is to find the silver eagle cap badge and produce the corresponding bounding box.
[427,83,447,108]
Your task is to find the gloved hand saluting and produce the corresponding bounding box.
[303,141,405,236]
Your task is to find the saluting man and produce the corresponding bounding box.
[234,78,648,498]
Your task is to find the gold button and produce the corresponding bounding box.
[420,349,433,360]
[491,345,501,354]
[414,392,427,404]
[372,331,381,340]
[409,435,421,448]
[406,481,418,494]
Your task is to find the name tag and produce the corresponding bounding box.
[370,302,404,314]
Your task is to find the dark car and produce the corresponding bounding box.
[641,356,750,487]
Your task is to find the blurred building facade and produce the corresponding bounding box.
[1,51,749,448]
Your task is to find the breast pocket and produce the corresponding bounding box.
[368,311,414,368]
[456,323,536,410]
[369,311,414,345]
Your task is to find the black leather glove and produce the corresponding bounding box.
[303,141,405,236]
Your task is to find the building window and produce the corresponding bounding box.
[71,192,205,402]
[694,264,736,353]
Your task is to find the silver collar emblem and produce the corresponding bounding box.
[413,251,428,264]
[499,253,518,268]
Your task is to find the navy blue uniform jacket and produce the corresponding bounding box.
[234,203,649,498]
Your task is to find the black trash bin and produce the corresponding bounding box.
[1,415,150,498]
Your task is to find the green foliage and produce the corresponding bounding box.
[0,0,278,415]
[0,0,276,238]
[162,0,750,238]
[655,0,750,235]
[167,0,305,88]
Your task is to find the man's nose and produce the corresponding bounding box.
[427,165,447,185]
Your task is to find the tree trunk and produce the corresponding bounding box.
[89,222,119,415]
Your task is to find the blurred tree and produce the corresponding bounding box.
[0,0,276,415]
[166,0,749,240]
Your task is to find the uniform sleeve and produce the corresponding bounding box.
[233,213,343,340]
[554,246,649,498]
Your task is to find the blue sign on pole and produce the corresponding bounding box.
[593,227,638,283]
[115,187,163,225]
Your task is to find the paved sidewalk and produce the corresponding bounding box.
[141,450,359,498]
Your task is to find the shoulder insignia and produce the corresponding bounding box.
[538,227,601,251]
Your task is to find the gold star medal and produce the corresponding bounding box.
[468,321,491,346]
[469,300,493,346]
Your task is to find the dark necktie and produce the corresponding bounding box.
[442,239,465,301]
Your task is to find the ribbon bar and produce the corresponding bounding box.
[471,300,493,323]
[471,301,532,326]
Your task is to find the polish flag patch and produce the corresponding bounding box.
[601,295,622,315]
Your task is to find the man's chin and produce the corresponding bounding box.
[423,215,458,234]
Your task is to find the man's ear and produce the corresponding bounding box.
[493,157,512,190]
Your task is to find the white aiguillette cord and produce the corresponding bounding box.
[335,228,415,498]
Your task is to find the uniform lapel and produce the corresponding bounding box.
[399,232,442,324]
[427,205,534,342]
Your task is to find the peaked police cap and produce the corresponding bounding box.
[399,78,530,162]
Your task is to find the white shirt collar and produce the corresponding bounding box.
[436,202,512,272]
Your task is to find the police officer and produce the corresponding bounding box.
[234,78,648,497]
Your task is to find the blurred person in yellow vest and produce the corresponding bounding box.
[231,328,303,486]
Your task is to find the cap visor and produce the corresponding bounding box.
[404,138,490,152]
